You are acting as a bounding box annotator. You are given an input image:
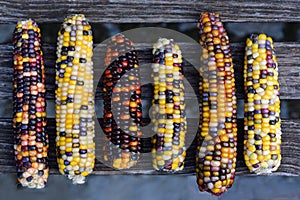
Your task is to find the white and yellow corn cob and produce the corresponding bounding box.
[55,14,95,184]
[244,33,281,174]
[151,38,187,171]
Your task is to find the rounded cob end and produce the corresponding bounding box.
[69,175,86,185]
[19,172,48,189]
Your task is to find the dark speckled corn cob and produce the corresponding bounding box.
[13,19,48,189]
[102,34,142,169]
[196,12,237,196]
[151,38,187,171]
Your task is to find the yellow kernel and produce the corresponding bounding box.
[258,34,267,40]
[81,171,89,177]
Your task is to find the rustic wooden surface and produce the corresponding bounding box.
[0,0,300,23]
[0,0,299,177]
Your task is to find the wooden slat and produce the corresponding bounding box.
[0,0,300,23]
[0,42,299,100]
[0,118,299,175]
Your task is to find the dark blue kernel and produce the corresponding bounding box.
[79,58,87,63]
[61,60,68,64]
[66,152,73,156]
[22,157,29,163]
[254,110,261,114]
[83,30,89,35]
[79,149,87,154]
[21,124,28,130]
[63,169,69,174]
[26,176,33,182]
[38,170,44,176]
[17,172,23,179]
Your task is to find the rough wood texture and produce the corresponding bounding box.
[0,42,299,100]
[0,0,300,23]
[0,118,299,175]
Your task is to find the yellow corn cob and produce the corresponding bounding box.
[244,33,281,174]
[55,14,95,184]
[196,12,237,196]
[13,19,48,189]
[101,34,142,169]
[151,38,187,171]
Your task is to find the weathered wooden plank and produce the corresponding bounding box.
[0,0,300,23]
[0,42,299,100]
[0,118,299,176]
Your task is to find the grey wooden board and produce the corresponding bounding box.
[0,0,300,23]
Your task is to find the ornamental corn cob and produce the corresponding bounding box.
[55,14,95,184]
[196,12,237,196]
[102,34,142,169]
[151,38,187,171]
[244,33,281,174]
[13,19,48,189]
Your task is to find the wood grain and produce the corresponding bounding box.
[0,42,299,100]
[0,0,300,23]
[0,118,299,176]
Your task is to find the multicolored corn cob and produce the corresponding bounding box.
[244,33,281,174]
[101,34,142,169]
[13,19,48,189]
[55,14,95,184]
[196,12,237,196]
[151,38,187,171]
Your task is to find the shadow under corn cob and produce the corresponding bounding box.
[101,34,142,169]
[151,38,187,171]
[55,14,95,184]
[196,12,237,196]
[244,34,281,174]
[13,19,48,189]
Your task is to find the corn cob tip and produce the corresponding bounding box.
[69,175,86,184]
[16,18,35,25]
